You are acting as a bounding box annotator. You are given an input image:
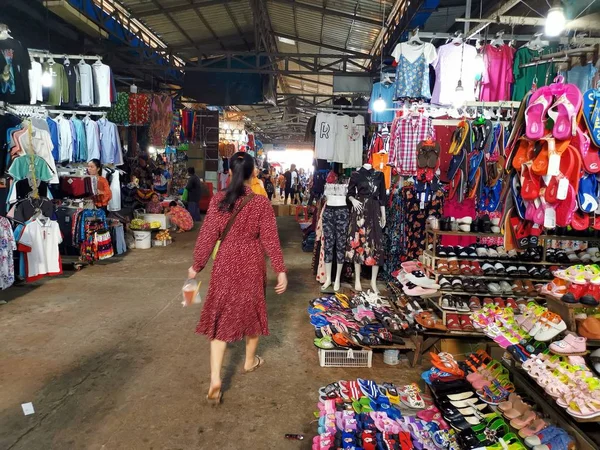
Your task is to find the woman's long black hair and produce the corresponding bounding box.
[219,152,254,212]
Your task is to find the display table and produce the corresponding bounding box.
[413,331,497,365]
[502,359,600,450]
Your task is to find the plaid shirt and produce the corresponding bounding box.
[389,115,435,175]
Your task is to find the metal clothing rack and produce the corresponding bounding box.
[519,46,598,69]
[28,49,103,62]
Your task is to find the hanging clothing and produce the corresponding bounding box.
[70,117,88,162]
[480,44,515,102]
[0,38,31,104]
[15,125,59,184]
[17,217,63,282]
[348,115,365,168]
[108,92,130,125]
[77,61,94,106]
[389,115,435,176]
[566,63,597,94]
[92,62,113,107]
[369,82,395,123]
[104,168,122,212]
[345,167,386,266]
[28,60,43,104]
[0,114,22,176]
[82,116,101,161]
[54,116,74,163]
[391,42,437,100]
[129,93,151,125]
[512,46,557,101]
[42,62,68,106]
[150,94,173,146]
[371,152,391,190]
[0,216,16,290]
[332,114,352,164]
[63,64,78,107]
[314,112,337,161]
[97,118,123,165]
[431,43,478,106]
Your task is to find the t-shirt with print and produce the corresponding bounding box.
[392,42,437,100]
[0,38,31,104]
[333,114,352,164]
[17,217,63,282]
[314,112,337,160]
[347,115,365,168]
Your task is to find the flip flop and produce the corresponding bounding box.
[243,355,265,373]
[583,87,600,147]
[548,84,583,140]
[486,178,504,212]
[511,173,527,219]
[447,149,465,180]
[511,138,535,171]
[574,126,600,173]
[578,173,599,213]
[520,162,540,201]
[571,210,590,231]
[449,121,470,155]
[531,138,552,175]
[526,86,553,139]
[555,185,577,227]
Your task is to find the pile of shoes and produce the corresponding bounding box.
[522,344,600,420]
[545,264,600,306]
[437,215,501,234]
[309,293,408,349]
[313,378,459,450]
[438,295,477,332]
[436,243,539,261]
[439,274,543,298]
[393,260,440,296]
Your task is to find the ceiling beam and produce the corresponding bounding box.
[284,74,332,87]
[135,0,243,18]
[273,32,371,58]
[464,0,521,38]
[223,2,252,51]
[457,14,600,32]
[149,0,198,49]
[268,0,381,26]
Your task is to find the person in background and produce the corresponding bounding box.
[188,151,287,405]
[295,167,306,205]
[146,193,164,214]
[283,167,294,205]
[133,155,153,189]
[186,167,202,221]
[166,201,193,233]
[278,171,286,199]
[87,159,112,211]
[153,163,171,195]
[263,169,275,201]
[250,165,267,197]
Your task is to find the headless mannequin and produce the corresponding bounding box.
[321,183,348,292]
[348,163,387,293]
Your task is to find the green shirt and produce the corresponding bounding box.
[8,155,52,182]
[42,62,68,106]
[512,46,557,102]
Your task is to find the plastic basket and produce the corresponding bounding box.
[318,349,372,368]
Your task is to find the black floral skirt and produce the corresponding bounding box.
[345,197,384,266]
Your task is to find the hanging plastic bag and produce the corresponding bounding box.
[182,279,202,306]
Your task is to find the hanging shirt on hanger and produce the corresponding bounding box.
[389,115,435,176]
[314,112,337,161]
[0,216,16,290]
[431,43,478,106]
[45,116,59,161]
[28,60,43,104]
[392,42,437,100]
[512,46,557,101]
[92,62,112,107]
[15,126,59,184]
[480,44,515,102]
[42,62,68,106]
[83,116,101,161]
[97,118,123,165]
[71,117,88,162]
[566,63,597,94]
[77,61,94,106]
[17,217,63,282]
[369,82,395,123]
[347,115,365,168]
[54,116,74,162]
[63,63,78,107]
[332,114,352,164]
[0,38,31,104]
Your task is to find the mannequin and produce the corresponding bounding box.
[321,182,349,292]
[347,163,387,293]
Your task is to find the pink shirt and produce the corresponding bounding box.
[480,44,515,102]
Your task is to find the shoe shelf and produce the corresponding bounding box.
[424,266,550,283]
[422,250,558,267]
[439,290,544,301]
[428,228,600,242]
[501,360,600,449]
[425,297,478,330]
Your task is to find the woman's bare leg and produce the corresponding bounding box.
[244,335,260,370]
[209,339,227,397]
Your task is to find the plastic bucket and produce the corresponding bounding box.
[383,349,400,365]
[133,231,151,249]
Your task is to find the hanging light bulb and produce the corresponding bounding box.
[545,3,566,37]
[41,70,53,87]
[373,96,386,112]
[453,80,465,109]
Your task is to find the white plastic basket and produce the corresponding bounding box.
[318,349,372,368]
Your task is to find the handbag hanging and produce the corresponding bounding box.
[211,193,255,260]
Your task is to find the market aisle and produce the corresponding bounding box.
[0,217,421,450]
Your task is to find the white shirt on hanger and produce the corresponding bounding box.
[92,62,111,107]
[54,116,73,163]
[347,115,365,168]
[78,62,94,106]
[314,112,337,160]
[16,127,59,184]
[104,168,122,212]
[431,43,478,106]
[332,114,352,164]
[18,217,62,282]
[28,61,43,104]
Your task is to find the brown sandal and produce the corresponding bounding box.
[415,311,447,331]
[206,387,222,405]
[243,355,265,373]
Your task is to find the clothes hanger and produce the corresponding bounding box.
[78,55,86,65]
[451,31,464,45]
[93,56,103,66]
[407,28,423,46]
[64,55,70,66]
[490,31,505,48]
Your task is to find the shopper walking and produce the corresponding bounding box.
[188,152,287,404]
[278,172,286,199]
[185,167,202,221]
[263,169,275,201]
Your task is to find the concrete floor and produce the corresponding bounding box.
[0,217,422,450]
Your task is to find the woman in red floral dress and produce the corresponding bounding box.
[188,152,287,404]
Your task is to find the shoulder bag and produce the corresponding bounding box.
[211,193,255,260]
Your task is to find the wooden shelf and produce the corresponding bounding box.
[427,227,600,242]
[423,250,557,266]
[439,290,543,300]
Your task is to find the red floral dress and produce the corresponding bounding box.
[192,187,286,342]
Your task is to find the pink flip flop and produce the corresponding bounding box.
[574,127,600,173]
[526,86,553,140]
[548,84,583,140]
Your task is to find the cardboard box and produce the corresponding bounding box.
[273,204,290,217]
